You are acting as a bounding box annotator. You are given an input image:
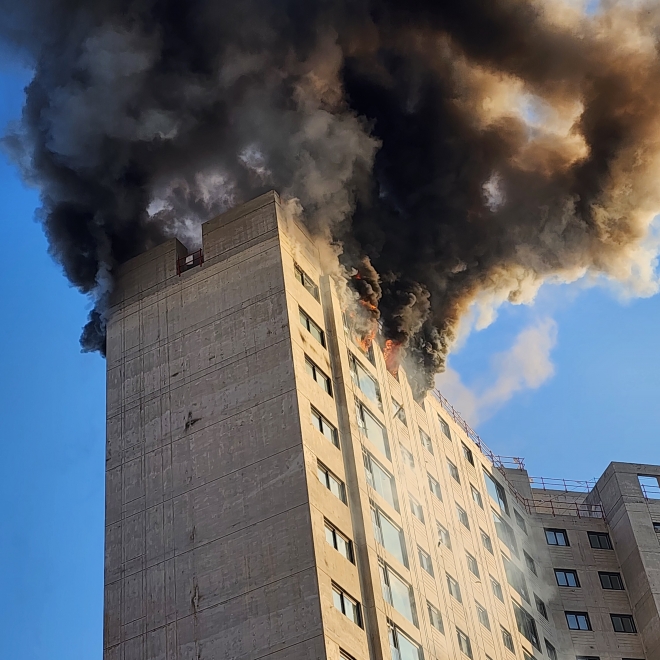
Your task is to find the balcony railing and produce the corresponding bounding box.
[641,483,660,501]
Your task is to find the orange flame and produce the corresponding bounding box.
[383,339,402,376]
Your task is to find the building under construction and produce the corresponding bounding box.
[104,191,659,660]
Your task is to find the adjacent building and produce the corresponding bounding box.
[104,191,660,660]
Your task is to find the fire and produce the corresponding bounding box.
[358,326,377,351]
[383,339,402,376]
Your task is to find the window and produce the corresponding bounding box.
[471,485,484,509]
[317,462,346,503]
[420,428,434,455]
[448,460,461,483]
[565,611,591,630]
[339,651,356,660]
[481,529,494,554]
[389,623,422,660]
[522,652,535,660]
[419,548,434,576]
[545,528,569,546]
[588,531,612,550]
[456,628,473,658]
[427,602,444,633]
[611,614,637,633]
[400,445,415,469]
[392,399,407,426]
[491,575,504,602]
[325,521,354,562]
[332,585,362,627]
[504,555,530,602]
[294,263,319,300]
[446,573,462,602]
[544,639,558,660]
[311,407,338,447]
[457,503,470,529]
[476,602,491,630]
[555,569,580,588]
[428,474,442,500]
[513,601,541,651]
[299,307,325,346]
[380,563,418,625]
[437,522,452,550]
[305,356,332,395]
[371,505,408,567]
[438,416,451,440]
[364,452,399,511]
[349,354,382,409]
[654,521,660,534]
[484,470,509,515]
[514,509,527,534]
[534,594,548,620]
[461,442,475,466]
[410,495,425,523]
[356,401,390,459]
[493,509,518,555]
[599,571,624,590]
[501,626,515,653]
[524,550,537,575]
[466,552,480,578]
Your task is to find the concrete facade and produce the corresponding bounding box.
[105,192,659,660]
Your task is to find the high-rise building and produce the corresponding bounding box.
[105,191,659,660]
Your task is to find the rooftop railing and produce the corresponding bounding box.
[529,476,597,493]
[641,483,660,501]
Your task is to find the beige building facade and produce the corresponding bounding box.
[104,191,659,660]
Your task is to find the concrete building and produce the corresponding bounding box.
[104,191,660,660]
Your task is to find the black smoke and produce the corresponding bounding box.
[3,0,660,393]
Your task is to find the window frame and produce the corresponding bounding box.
[294,263,320,300]
[446,572,462,602]
[448,459,461,483]
[438,415,452,440]
[501,626,515,653]
[311,406,339,447]
[420,428,434,455]
[611,614,637,633]
[513,601,541,651]
[491,575,504,602]
[599,571,625,590]
[461,442,475,466]
[565,611,592,631]
[324,520,354,563]
[545,528,569,546]
[481,529,494,554]
[456,627,473,658]
[400,444,415,469]
[456,503,470,529]
[524,550,537,575]
[418,547,434,576]
[410,495,425,523]
[371,504,409,567]
[471,484,484,509]
[356,399,390,459]
[298,306,326,346]
[349,353,382,410]
[317,462,347,503]
[544,639,558,660]
[437,521,452,550]
[476,601,491,630]
[305,356,332,396]
[588,531,612,550]
[428,601,444,634]
[534,594,548,620]
[555,568,580,588]
[428,474,442,500]
[466,551,480,578]
[332,584,363,627]
[392,399,407,426]
[379,561,418,626]
[363,451,399,511]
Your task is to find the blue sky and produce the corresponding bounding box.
[1,58,659,658]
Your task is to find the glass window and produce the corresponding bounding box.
[371,505,408,567]
[456,628,473,658]
[611,614,636,633]
[364,452,398,511]
[471,485,484,509]
[438,416,451,440]
[311,407,338,447]
[501,626,515,653]
[514,509,527,534]
[380,563,418,625]
[524,550,537,575]
[653,521,660,534]
[324,521,354,562]
[476,602,490,630]
[588,531,612,549]
[545,528,569,546]
[504,555,530,603]
[317,462,346,503]
[534,594,548,619]
[565,611,591,630]
[513,601,541,651]
[349,354,382,410]
[462,442,474,466]
[481,529,494,554]
[400,445,415,469]
[294,263,319,300]
[493,509,518,556]
[491,575,504,602]
[599,571,624,590]
[339,651,356,660]
[356,400,390,459]
[428,474,442,500]
[446,573,462,602]
[392,399,407,426]
[437,522,452,550]
[389,624,422,660]
[555,569,580,588]
[466,552,480,578]
[544,639,558,660]
[419,548,434,576]
[410,495,424,523]
[484,470,509,515]
[299,307,325,346]
[428,602,444,633]
[457,503,470,529]
[420,428,434,454]
[448,460,460,483]
[332,585,362,627]
[305,356,332,395]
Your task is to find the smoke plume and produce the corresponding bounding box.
[3,0,660,394]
